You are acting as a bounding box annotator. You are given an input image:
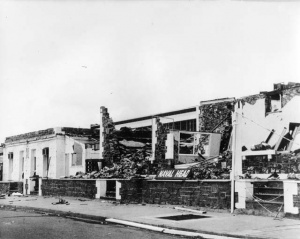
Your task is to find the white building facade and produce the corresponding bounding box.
[3,127,99,192]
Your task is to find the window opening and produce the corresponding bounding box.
[266,93,282,114]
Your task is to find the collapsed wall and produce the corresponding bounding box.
[238,83,300,176]
[199,100,234,153]
[98,106,153,178]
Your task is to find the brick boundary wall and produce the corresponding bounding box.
[0,182,23,194]
[41,179,97,199]
[120,179,231,209]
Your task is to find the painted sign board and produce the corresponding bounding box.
[156,169,191,180]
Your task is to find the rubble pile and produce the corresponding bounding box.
[242,149,300,175]
[83,136,153,179]
[76,107,154,179]
[71,154,152,179]
[190,150,232,180]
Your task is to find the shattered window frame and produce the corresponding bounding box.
[179,131,198,155]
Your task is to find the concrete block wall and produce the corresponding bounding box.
[0,183,10,194]
[0,182,23,194]
[119,180,231,209]
[119,179,144,204]
[41,179,97,199]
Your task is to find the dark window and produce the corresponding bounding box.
[266,93,282,114]
[174,122,180,130]
[167,119,197,131]
[8,152,13,159]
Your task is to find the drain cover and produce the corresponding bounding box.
[158,214,209,221]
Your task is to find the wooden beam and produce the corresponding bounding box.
[274,127,287,151]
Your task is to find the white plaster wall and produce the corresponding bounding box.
[235,180,253,209]
[283,181,299,214]
[86,148,100,159]
[56,136,66,179]
[68,139,85,176]
[64,136,99,177]
[64,136,76,176]
[165,132,174,159]
[240,96,300,149]
[3,137,57,181]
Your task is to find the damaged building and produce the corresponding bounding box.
[1,82,300,219]
[2,127,99,194]
[234,82,300,217]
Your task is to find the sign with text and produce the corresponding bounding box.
[156,169,191,180]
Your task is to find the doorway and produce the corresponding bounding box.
[42,147,49,178]
[31,149,36,176]
[19,151,24,180]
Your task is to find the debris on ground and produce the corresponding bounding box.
[11,192,24,197]
[189,150,232,180]
[52,198,70,205]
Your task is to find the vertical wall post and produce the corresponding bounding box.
[38,177,42,196]
[99,107,105,161]
[231,100,243,213]
[150,117,157,164]
[196,105,200,132]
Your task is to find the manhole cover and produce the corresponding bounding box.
[158,214,209,221]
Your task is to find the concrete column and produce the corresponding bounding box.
[232,102,243,177]
[196,105,200,132]
[235,180,253,209]
[150,117,158,164]
[165,132,174,160]
[38,177,42,196]
[284,181,299,214]
[99,106,106,159]
[23,178,28,195]
[24,177,34,195]
[231,101,243,213]
[116,181,121,200]
[95,180,107,199]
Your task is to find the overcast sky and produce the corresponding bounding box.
[0,0,300,143]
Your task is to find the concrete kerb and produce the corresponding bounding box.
[0,204,107,222]
[105,218,241,239]
[0,203,267,239]
[105,217,271,239]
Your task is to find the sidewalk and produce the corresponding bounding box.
[1,195,300,239]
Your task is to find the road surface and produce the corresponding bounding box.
[0,210,192,239]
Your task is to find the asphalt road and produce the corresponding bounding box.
[0,210,192,239]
